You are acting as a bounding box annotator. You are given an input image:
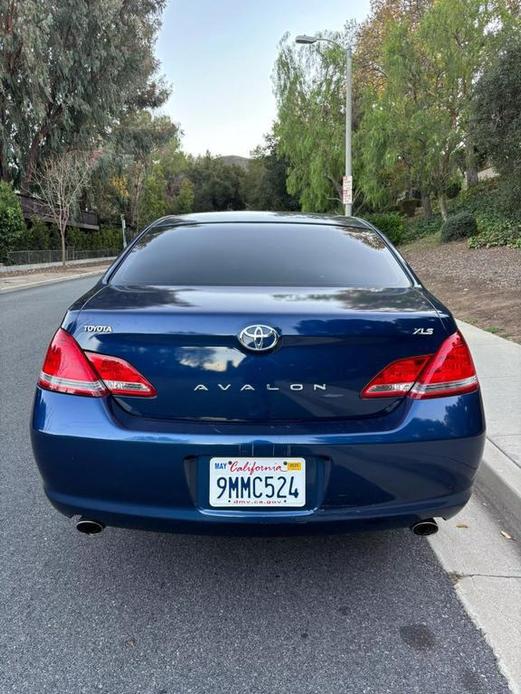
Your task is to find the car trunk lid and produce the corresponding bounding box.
[67,285,449,422]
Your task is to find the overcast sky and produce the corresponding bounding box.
[156,0,371,158]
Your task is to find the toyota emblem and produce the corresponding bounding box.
[238,324,280,352]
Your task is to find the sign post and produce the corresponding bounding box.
[342,175,353,213]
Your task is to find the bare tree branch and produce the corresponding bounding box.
[34,150,97,266]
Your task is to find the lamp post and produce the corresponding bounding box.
[295,35,353,216]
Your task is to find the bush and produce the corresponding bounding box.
[12,218,123,254]
[402,214,442,244]
[440,212,477,242]
[468,213,521,248]
[66,226,122,252]
[14,216,52,251]
[29,217,50,249]
[0,181,26,262]
[365,212,404,245]
[48,224,61,250]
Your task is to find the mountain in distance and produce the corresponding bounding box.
[219,155,250,170]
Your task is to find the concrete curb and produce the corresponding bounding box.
[0,256,116,273]
[476,439,521,539]
[0,269,104,294]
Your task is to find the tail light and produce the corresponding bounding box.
[361,355,431,398]
[38,328,156,398]
[85,352,156,397]
[38,329,107,396]
[362,331,478,400]
[409,332,478,399]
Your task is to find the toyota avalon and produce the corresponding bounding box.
[31,212,485,536]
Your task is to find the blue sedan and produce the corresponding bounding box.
[31,212,485,536]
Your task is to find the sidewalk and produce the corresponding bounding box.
[433,323,521,693]
[0,262,111,293]
[458,319,521,536]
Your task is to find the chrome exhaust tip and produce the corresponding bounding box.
[76,518,105,535]
[411,519,438,536]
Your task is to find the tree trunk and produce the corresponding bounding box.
[23,135,44,192]
[465,141,479,188]
[438,193,448,221]
[60,213,68,267]
[21,105,61,190]
[421,192,433,219]
[60,229,66,268]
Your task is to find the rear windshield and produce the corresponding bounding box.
[110,222,410,288]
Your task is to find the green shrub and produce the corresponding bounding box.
[98,227,123,251]
[402,214,442,244]
[29,217,50,249]
[365,212,404,245]
[450,179,520,221]
[0,181,26,262]
[66,226,122,252]
[468,213,521,248]
[7,215,125,255]
[48,224,61,250]
[440,211,477,242]
[14,217,53,251]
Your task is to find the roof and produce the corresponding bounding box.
[151,210,370,229]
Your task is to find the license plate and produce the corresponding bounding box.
[209,457,306,508]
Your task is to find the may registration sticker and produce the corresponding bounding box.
[209,457,306,508]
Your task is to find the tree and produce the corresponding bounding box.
[0,0,169,188]
[139,163,167,226]
[0,181,26,262]
[274,0,517,216]
[356,0,517,218]
[355,0,433,91]
[417,0,514,188]
[34,150,97,266]
[172,178,195,214]
[472,30,521,209]
[274,30,352,212]
[356,17,462,218]
[243,134,299,211]
[90,111,179,228]
[186,154,246,211]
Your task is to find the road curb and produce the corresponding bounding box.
[476,439,521,539]
[0,269,104,294]
[0,256,116,273]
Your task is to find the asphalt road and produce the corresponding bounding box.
[0,277,511,694]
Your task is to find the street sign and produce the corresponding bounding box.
[342,175,352,205]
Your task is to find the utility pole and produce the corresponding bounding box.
[344,45,352,216]
[120,214,127,248]
[295,35,353,216]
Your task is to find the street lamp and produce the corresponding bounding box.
[295,34,353,216]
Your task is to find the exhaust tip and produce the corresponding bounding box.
[76,518,105,535]
[411,519,438,536]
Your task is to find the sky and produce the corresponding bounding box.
[155,0,371,158]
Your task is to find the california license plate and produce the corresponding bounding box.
[209,457,306,508]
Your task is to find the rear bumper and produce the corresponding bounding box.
[31,389,486,535]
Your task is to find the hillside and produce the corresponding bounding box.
[219,155,250,170]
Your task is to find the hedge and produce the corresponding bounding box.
[364,212,404,245]
[14,220,124,253]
